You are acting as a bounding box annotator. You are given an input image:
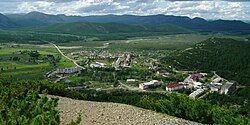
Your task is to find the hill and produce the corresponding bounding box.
[163,38,250,86]
[6,11,63,27]
[19,22,192,35]
[2,12,250,34]
[78,15,250,33]
[53,95,201,125]
[12,22,193,41]
[0,13,15,28]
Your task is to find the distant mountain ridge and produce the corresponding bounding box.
[6,11,64,27]
[1,11,250,33]
[19,22,193,36]
[0,13,16,28]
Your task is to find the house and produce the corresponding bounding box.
[189,89,205,99]
[157,70,171,77]
[139,80,161,90]
[193,82,203,89]
[166,83,187,91]
[189,73,207,81]
[212,77,224,83]
[126,79,137,83]
[210,84,221,92]
[56,67,82,74]
[67,86,86,90]
[115,53,132,68]
[220,81,237,94]
[90,61,106,68]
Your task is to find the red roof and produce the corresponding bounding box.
[167,83,185,88]
[190,73,204,80]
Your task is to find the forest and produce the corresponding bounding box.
[163,38,250,86]
[1,78,249,125]
[0,79,60,125]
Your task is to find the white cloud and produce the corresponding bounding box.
[0,0,249,20]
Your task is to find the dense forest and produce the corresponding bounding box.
[0,30,85,44]
[0,79,60,124]
[163,38,250,86]
[1,79,249,124]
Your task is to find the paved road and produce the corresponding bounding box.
[50,43,85,69]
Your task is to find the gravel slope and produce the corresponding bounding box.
[51,96,202,125]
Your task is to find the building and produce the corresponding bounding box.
[193,82,203,89]
[189,89,205,99]
[189,73,207,81]
[126,79,137,83]
[157,70,171,77]
[220,82,237,95]
[56,67,82,74]
[166,83,186,91]
[90,62,106,68]
[139,80,161,90]
[67,86,86,90]
[210,84,221,92]
[212,77,224,83]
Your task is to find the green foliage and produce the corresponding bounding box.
[20,22,193,35]
[67,114,82,125]
[0,29,84,44]
[1,22,194,43]
[163,38,250,86]
[0,79,249,124]
[0,80,60,125]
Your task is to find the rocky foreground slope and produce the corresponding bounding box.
[51,96,202,125]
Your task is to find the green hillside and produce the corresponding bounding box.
[23,22,192,34]
[163,38,250,86]
[0,29,85,44]
[16,22,193,40]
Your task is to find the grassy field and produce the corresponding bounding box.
[0,44,74,80]
[59,34,247,52]
[0,34,247,82]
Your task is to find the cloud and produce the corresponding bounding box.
[0,0,249,20]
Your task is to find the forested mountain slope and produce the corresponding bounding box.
[18,22,192,35]
[6,11,63,27]
[0,14,15,28]
[164,38,250,86]
[1,12,249,33]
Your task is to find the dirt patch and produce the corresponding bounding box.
[49,96,202,125]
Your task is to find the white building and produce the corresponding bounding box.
[90,62,106,68]
[210,84,221,92]
[189,89,205,99]
[166,83,187,92]
[126,79,137,83]
[212,77,224,83]
[193,82,203,89]
[220,82,237,95]
[139,80,161,90]
[56,67,82,74]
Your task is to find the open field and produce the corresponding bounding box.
[0,44,74,80]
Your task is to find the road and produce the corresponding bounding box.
[50,43,85,69]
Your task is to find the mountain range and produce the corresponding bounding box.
[1,11,250,33]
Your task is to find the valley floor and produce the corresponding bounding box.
[51,95,202,125]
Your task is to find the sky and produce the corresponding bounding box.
[0,0,250,20]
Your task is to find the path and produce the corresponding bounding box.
[50,43,85,69]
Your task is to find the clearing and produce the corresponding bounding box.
[52,96,202,125]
